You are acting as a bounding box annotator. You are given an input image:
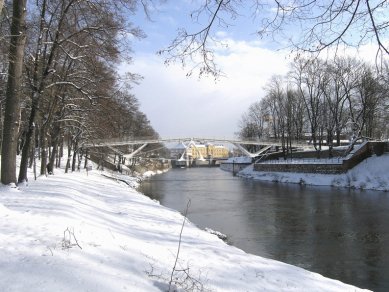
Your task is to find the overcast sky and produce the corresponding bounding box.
[121,1,378,139]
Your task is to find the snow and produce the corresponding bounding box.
[239,154,389,192]
[142,169,168,178]
[0,167,370,291]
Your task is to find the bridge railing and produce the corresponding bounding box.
[83,136,315,149]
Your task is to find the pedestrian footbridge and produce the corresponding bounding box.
[83,137,313,159]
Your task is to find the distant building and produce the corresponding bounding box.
[206,144,230,159]
[170,142,188,160]
[170,141,229,160]
[188,143,207,159]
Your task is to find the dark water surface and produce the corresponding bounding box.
[139,168,389,291]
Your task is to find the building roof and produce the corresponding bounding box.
[171,142,187,150]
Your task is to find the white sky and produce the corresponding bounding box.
[117,2,291,138]
[121,2,384,139]
[126,41,290,138]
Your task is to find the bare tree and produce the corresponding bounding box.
[160,0,389,77]
[349,64,385,139]
[0,0,161,183]
[238,76,305,158]
[330,57,359,145]
[291,58,328,154]
[17,0,143,182]
[0,1,12,148]
[264,76,301,158]
[239,56,388,159]
[237,101,266,142]
[1,0,27,185]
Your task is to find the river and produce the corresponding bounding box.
[139,167,389,291]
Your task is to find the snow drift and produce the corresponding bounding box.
[0,168,370,291]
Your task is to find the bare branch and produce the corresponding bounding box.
[164,0,389,77]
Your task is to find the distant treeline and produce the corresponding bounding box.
[237,57,389,157]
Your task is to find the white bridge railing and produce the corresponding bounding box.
[83,136,314,149]
[83,136,317,159]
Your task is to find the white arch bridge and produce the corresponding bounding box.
[83,137,313,159]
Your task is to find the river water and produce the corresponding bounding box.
[139,167,389,291]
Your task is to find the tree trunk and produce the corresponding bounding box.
[48,138,52,162]
[0,102,3,152]
[28,142,34,168]
[57,138,63,168]
[77,149,82,171]
[1,0,27,185]
[33,150,37,180]
[0,0,4,18]
[71,140,78,172]
[40,126,48,176]
[47,122,61,174]
[47,143,57,174]
[18,98,38,183]
[84,149,89,169]
[336,129,341,146]
[327,131,333,158]
[65,136,72,173]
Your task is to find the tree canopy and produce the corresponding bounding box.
[0,0,161,184]
[237,57,389,158]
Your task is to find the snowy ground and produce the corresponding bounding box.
[238,154,389,192]
[0,167,371,291]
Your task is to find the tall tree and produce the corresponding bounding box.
[329,57,358,146]
[1,0,27,185]
[291,58,328,153]
[349,64,385,139]
[17,0,142,182]
[237,101,267,142]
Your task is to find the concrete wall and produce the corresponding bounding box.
[220,162,251,173]
[258,148,345,162]
[254,141,389,174]
[254,163,345,174]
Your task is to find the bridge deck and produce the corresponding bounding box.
[83,137,313,149]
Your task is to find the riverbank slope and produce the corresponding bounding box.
[238,154,389,192]
[0,168,370,291]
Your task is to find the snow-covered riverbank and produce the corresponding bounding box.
[0,168,370,291]
[238,154,389,192]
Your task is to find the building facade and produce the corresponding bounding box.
[170,141,229,160]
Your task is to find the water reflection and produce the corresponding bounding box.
[139,168,389,291]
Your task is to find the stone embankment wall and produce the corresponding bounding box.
[254,163,345,174]
[254,141,389,174]
[220,162,251,173]
[258,148,345,162]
